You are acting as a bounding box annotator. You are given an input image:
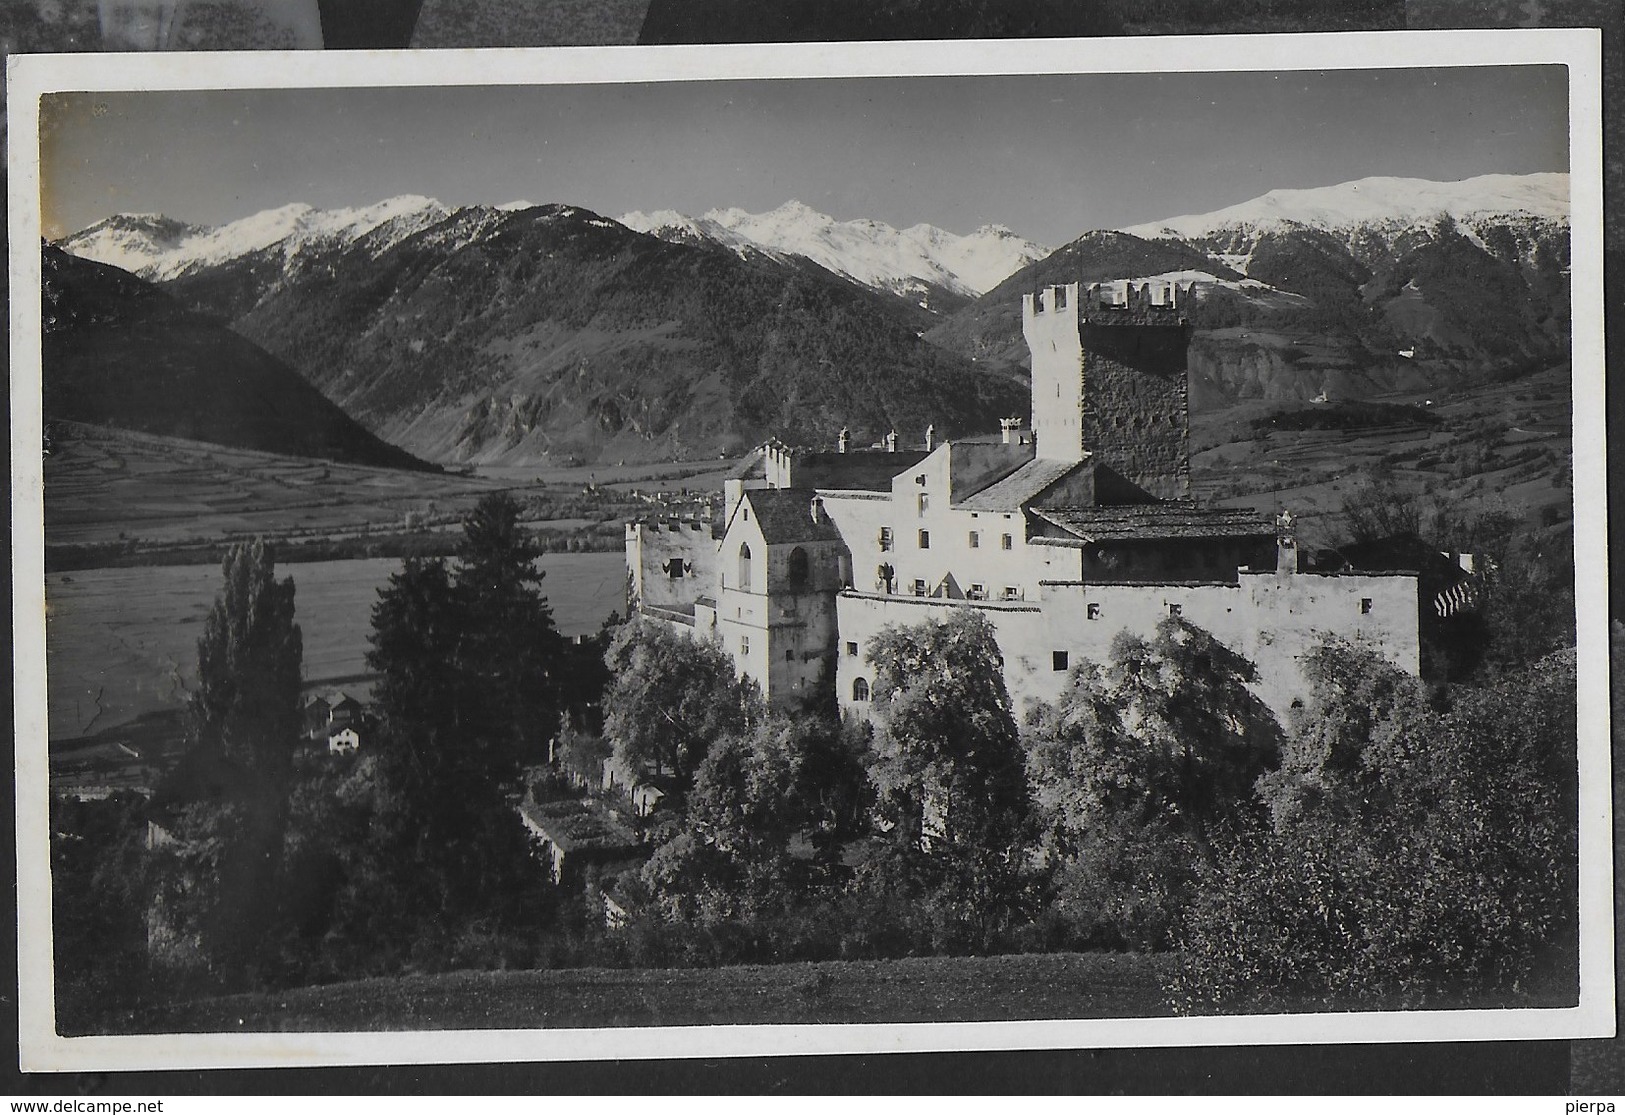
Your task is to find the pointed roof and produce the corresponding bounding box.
[739,487,844,545]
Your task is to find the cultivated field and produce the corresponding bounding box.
[45,552,626,740]
[1190,362,1573,547]
[43,424,504,550]
[100,951,1178,1034]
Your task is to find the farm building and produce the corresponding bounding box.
[626,279,1424,719]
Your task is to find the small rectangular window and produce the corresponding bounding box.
[913,579,928,597]
[969,531,980,549]
[878,526,893,552]
[918,529,930,549]
[1052,651,1069,672]
[1168,603,1182,617]
[846,641,859,657]
[1360,597,1374,615]
[785,648,794,662]
[918,493,930,514]
[1001,533,1013,551]
[969,584,986,601]
[1003,586,1019,601]
[1087,602,1101,620]
[741,636,750,655]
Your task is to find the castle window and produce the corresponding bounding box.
[786,546,809,590]
[785,648,795,662]
[1003,586,1020,601]
[913,579,928,597]
[969,584,986,601]
[1001,534,1013,551]
[969,531,981,549]
[915,474,926,486]
[740,635,750,656]
[878,527,893,551]
[1360,597,1374,615]
[664,558,686,579]
[846,641,859,657]
[737,543,753,590]
[853,677,871,702]
[1087,602,1101,620]
[877,563,895,592]
[918,529,931,549]
[918,493,930,515]
[1168,603,1183,617]
[1052,651,1069,672]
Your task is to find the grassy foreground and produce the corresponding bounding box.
[109,952,1177,1034]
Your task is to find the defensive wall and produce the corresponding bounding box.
[833,566,1419,723]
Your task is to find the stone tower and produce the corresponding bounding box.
[1021,280,1193,500]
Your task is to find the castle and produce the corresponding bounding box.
[626,279,1421,720]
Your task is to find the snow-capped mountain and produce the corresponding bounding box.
[1122,173,1568,261]
[61,195,452,282]
[620,200,1052,308]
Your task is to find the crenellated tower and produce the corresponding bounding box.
[1021,280,1193,500]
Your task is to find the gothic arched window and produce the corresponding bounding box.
[786,546,809,589]
[852,677,870,702]
[738,543,753,590]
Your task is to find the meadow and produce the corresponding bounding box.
[99,951,1178,1034]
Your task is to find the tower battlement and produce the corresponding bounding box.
[1024,280,1191,330]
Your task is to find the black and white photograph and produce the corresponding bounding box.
[10,30,1611,1070]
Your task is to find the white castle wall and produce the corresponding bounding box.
[836,567,1418,724]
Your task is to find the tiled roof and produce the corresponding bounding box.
[957,457,1090,511]
[792,450,930,492]
[1033,505,1272,542]
[744,487,845,545]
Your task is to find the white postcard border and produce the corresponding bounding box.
[9,28,1611,1072]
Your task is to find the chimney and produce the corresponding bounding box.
[838,427,850,454]
[884,429,898,453]
[1275,509,1299,575]
[1000,417,1023,445]
[925,424,935,452]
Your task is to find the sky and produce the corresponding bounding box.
[39,65,1569,244]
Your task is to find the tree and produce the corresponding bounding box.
[602,617,762,790]
[451,491,567,778]
[1100,619,1282,859]
[863,608,1031,950]
[364,556,463,818]
[333,496,568,958]
[151,540,303,981]
[1021,618,1281,948]
[188,539,303,784]
[1175,641,1578,1012]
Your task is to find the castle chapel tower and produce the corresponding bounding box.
[1021,280,1193,500]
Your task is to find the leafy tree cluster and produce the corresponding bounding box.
[1172,641,1577,1012]
[594,597,1576,1014]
